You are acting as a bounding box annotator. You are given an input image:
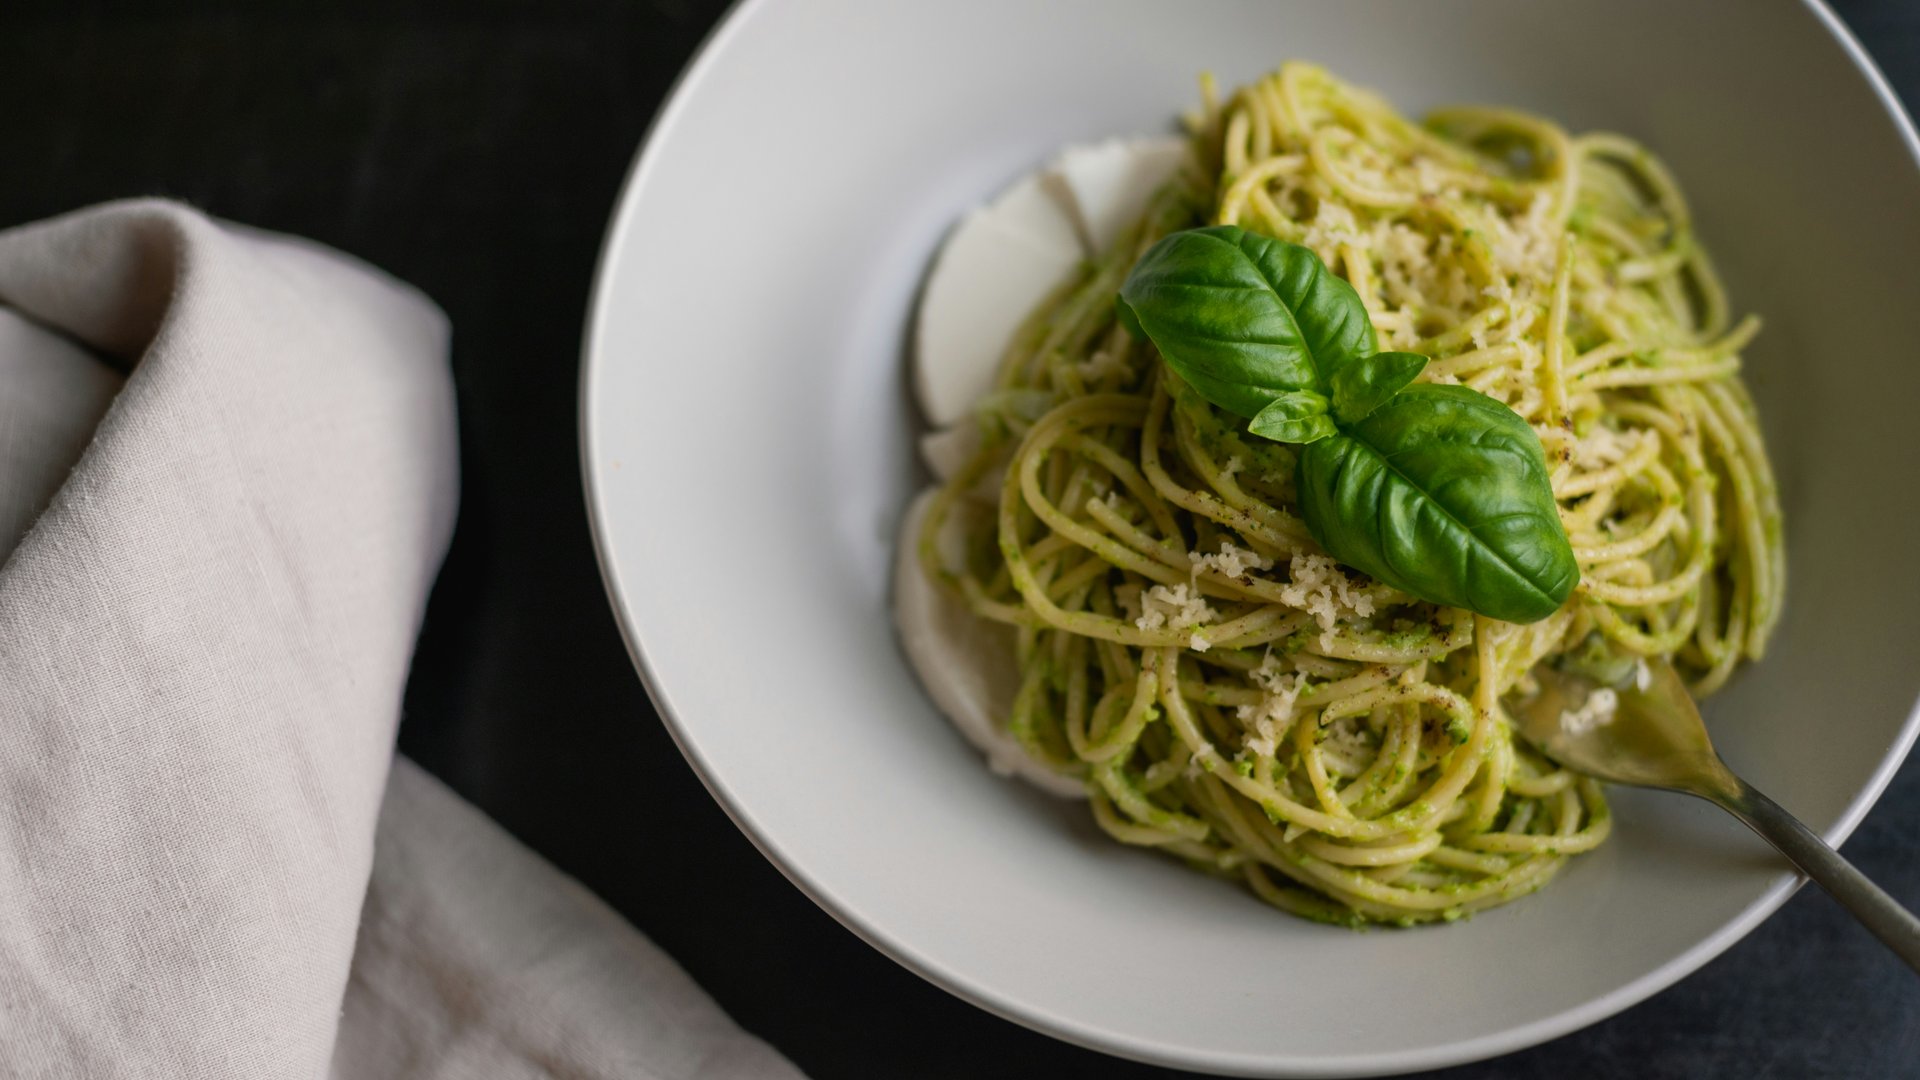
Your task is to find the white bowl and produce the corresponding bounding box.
[581,1,1920,1074]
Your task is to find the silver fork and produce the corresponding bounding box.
[1509,656,1920,973]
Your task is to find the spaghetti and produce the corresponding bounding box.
[917,63,1783,924]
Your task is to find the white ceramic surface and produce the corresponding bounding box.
[581,2,1920,1074]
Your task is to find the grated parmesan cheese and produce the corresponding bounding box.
[1296,143,1564,368]
[1135,583,1216,635]
[1485,194,1558,281]
[1279,553,1376,632]
[1189,538,1274,582]
[1560,687,1619,736]
[1078,349,1129,383]
[1572,424,1645,471]
[1301,200,1363,253]
[1318,716,1375,768]
[1237,652,1306,758]
[1409,156,1456,199]
[1184,744,1224,779]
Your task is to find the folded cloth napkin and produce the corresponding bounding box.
[0,201,803,1080]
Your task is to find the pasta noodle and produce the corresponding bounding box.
[917,64,1783,925]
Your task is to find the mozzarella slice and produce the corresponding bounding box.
[892,489,1085,799]
[919,421,1007,504]
[906,137,1190,798]
[913,173,1083,427]
[915,138,1187,428]
[1043,136,1190,256]
[918,421,978,483]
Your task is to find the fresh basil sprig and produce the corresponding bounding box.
[1116,225,1577,623]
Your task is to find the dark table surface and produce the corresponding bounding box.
[4,2,1917,1077]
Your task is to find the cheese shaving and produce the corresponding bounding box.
[1278,553,1376,632]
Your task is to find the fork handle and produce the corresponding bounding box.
[1710,778,1920,974]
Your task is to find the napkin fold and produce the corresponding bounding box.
[0,201,801,1080]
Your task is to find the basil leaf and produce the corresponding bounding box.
[1296,384,1578,623]
[1327,350,1428,424]
[1248,390,1337,444]
[1116,226,1577,624]
[1116,225,1376,418]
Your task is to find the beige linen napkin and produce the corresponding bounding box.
[0,200,803,1080]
